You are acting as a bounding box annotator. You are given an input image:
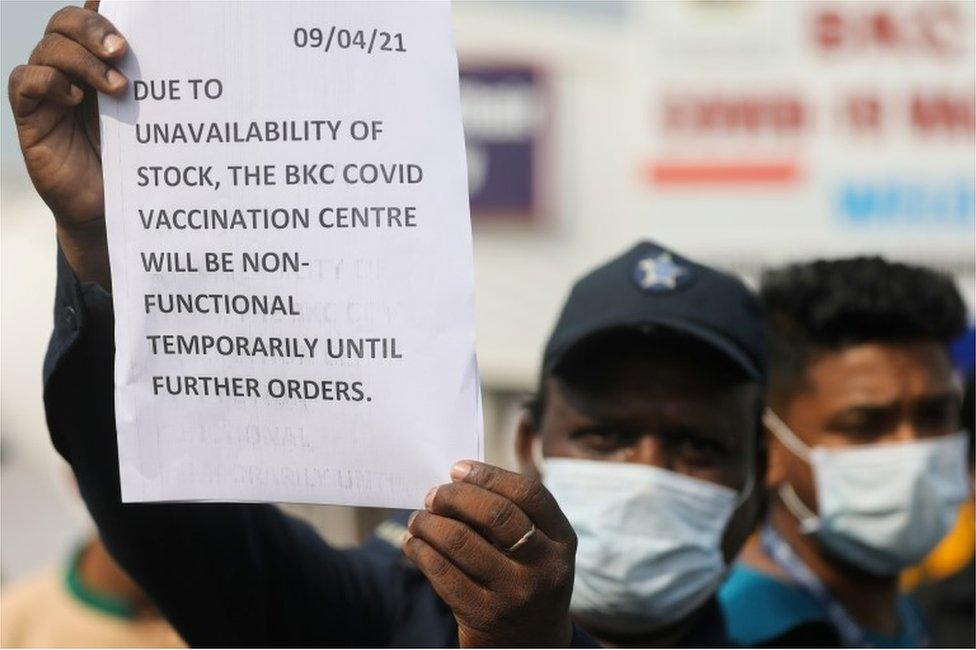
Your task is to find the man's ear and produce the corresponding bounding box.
[515,412,542,480]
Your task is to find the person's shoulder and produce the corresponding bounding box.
[1,568,63,610]
[719,563,833,647]
[0,568,65,645]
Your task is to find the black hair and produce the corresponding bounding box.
[760,257,967,401]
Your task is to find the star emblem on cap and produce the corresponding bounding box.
[634,252,688,292]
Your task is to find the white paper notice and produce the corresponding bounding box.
[98,1,482,508]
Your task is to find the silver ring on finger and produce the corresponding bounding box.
[505,524,536,553]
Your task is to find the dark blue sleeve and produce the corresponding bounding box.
[570,624,601,648]
[43,247,400,646]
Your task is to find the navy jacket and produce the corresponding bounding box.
[43,249,602,647]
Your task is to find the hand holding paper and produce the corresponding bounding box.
[405,460,577,647]
[8,1,125,288]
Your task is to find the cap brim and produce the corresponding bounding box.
[544,315,762,382]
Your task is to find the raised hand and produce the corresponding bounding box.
[404,460,577,647]
[8,2,125,285]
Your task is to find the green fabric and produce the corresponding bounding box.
[63,545,137,620]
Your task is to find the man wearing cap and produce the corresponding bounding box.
[12,4,765,646]
[719,257,970,647]
[512,241,767,646]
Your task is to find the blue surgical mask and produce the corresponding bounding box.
[543,457,752,634]
[764,409,970,576]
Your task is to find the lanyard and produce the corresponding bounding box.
[760,523,926,648]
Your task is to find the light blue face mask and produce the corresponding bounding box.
[764,409,970,576]
[543,457,753,635]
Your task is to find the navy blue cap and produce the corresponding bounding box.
[542,241,765,381]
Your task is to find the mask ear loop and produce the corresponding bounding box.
[762,409,812,462]
[735,472,756,508]
[762,409,821,534]
[779,483,820,534]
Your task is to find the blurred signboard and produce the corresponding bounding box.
[626,0,975,262]
[459,66,547,221]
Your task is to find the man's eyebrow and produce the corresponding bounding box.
[635,420,734,446]
[832,389,961,413]
[915,390,962,403]
[568,416,647,434]
[824,402,901,428]
[831,400,900,415]
[567,422,631,436]
[660,422,722,441]
[913,392,963,412]
[826,392,963,429]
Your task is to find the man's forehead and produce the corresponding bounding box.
[553,341,747,392]
[543,375,758,438]
[802,341,958,406]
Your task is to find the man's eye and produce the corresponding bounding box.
[915,401,958,434]
[675,438,722,466]
[832,411,895,440]
[837,425,885,440]
[573,429,629,452]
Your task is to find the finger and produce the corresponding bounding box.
[408,510,513,587]
[29,32,126,95]
[46,5,125,60]
[402,534,489,609]
[8,65,83,116]
[451,460,576,545]
[428,481,541,552]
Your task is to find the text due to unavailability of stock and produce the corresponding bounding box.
[99,0,482,508]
